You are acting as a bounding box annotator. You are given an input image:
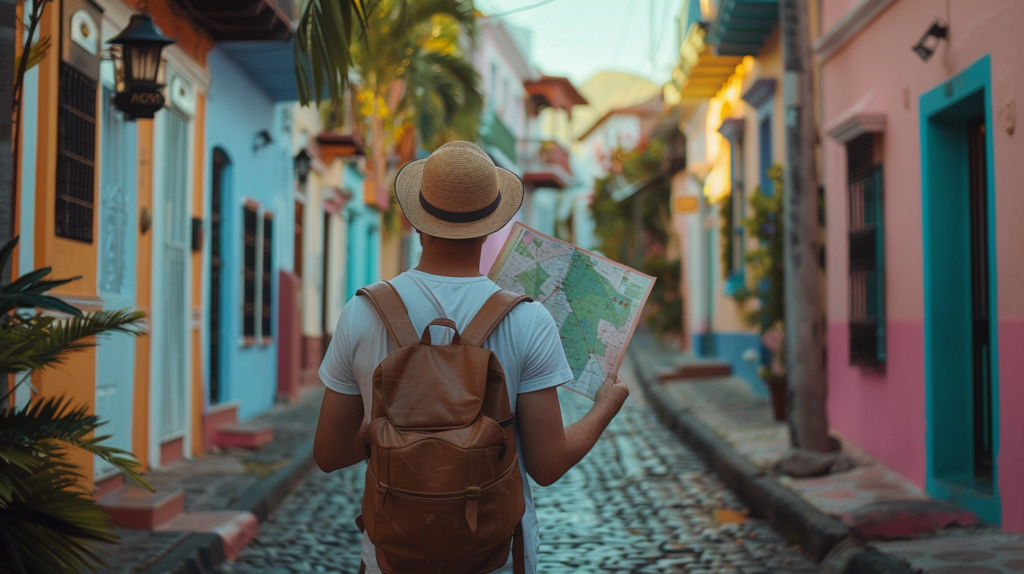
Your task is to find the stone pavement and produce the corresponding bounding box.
[220,355,819,573]
[92,387,323,573]
[629,330,1024,573]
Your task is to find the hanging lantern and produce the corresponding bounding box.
[108,10,175,120]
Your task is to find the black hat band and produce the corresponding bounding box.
[419,191,502,223]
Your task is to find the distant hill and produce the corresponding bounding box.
[573,71,662,140]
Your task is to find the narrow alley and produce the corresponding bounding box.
[220,358,817,574]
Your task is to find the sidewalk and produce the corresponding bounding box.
[93,386,322,574]
[628,330,1024,574]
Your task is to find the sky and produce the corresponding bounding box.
[474,0,682,87]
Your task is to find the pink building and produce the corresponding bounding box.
[818,0,1024,530]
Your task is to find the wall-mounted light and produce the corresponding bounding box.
[254,130,274,152]
[294,149,313,185]
[108,9,176,120]
[912,20,948,62]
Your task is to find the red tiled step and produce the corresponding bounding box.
[658,360,732,381]
[155,511,259,560]
[98,485,185,529]
[212,423,274,449]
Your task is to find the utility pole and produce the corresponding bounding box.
[780,0,831,452]
[1,0,16,282]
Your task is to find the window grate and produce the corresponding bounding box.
[243,205,259,338]
[56,63,97,243]
[261,215,273,339]
[847,134,885,367]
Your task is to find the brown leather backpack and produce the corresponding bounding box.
[355,281,531,574]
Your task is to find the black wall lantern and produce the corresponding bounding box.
[294,149,313,185]
[108,9,176,120]
[912,20,948,62]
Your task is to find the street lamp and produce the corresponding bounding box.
[108,9,175,120]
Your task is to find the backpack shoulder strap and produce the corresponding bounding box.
[356,281,420,348]
[462,290,534,348]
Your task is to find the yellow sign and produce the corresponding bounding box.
[674,196,700,213]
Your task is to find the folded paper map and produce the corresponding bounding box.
[488,223,655,399]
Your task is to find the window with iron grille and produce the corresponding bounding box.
[56,63,98,243]
[847,134,885,366]
[243,204,259,339]
[261,213,274,340]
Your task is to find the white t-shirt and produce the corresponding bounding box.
[319,269,573,574]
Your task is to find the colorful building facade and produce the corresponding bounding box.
[668,0,790,392]
[818,0,1024,530]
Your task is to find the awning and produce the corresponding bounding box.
[707,0,779,56]
[672,24,745,102]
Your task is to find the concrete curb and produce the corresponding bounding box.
[628,347,849,563]
[140,441,317,574]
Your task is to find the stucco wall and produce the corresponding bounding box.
[821,0,1024,531]
[205,48,293,421]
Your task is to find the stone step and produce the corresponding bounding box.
[658,359,733,381]
[155,511,259,560]
[211,423,274,449]
[98,485,185,529]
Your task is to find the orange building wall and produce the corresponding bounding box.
[29,1,101,487]
[132,119,155,471]
[191,95,207,456]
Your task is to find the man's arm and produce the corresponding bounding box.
[313,388,366,472]
[515,374,629,486]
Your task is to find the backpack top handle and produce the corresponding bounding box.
[420,318,461,345]
[356,281,421,348]
[462,290,534,348]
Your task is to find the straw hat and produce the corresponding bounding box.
[394,141,524,240]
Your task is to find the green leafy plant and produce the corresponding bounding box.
[723,164,787,378]
[592,140,683,339]
[0,237,149,573]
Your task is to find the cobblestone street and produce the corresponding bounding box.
[221,363,818,573]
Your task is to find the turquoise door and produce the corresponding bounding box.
[94,72,138,479]
[920,55,1000,524]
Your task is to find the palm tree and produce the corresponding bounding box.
[0,237,149,573]
[1,0,19,271]
[297,0,483,209]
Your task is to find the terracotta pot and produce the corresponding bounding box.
[765,375,787,422]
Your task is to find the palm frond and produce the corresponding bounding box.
[0,460,118,573]
[0,239,82,317]
[295,0,373,105]
[0,310,144,373]
[0,395,149,490]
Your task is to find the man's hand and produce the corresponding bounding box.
[517,372,629,487]
[594,372,629,414]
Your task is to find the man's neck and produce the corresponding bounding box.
[415,236,484,277]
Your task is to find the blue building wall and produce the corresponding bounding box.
[344,163,381,301]
[205,48,294,421]
[693,331,767,396]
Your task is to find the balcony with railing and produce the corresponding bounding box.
[519,140,573,189]
[480,111,519,169]
[172,0,294,42]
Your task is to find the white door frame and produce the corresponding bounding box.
[148,65,196,469]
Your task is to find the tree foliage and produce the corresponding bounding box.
[592,140,683,339]
[0,237,148,573]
